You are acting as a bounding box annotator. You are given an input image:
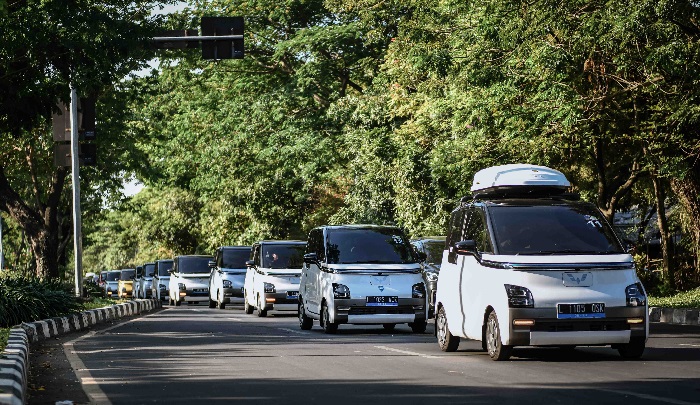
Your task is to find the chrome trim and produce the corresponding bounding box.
[480,260,633,271]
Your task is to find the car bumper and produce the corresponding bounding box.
[221,287,245,304]
[262,292,299,311]
[507,306,647,346]
[333,298,426,324]
[177,288,209,302]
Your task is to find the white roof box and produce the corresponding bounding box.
[471,164,570,197]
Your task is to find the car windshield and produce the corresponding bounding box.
[262,245,305,269]
[143,263,156,277]
[326,228,418,265]
[120,269,135,279]
[222,249,250,269]
[177,256,213,274]
[105,272,120,281]
[156,261,173,276]
[422,241,445,265]
[489,203,624,255]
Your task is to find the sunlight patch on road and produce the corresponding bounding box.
[374,345,441,359]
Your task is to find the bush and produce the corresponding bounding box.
[0,276,82,328]
[0,327,9,352]
[649,287,700,308]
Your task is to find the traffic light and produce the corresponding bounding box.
[201,17,244,60]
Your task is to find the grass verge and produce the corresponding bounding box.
[0,327,9,352]
[649,287,700,308]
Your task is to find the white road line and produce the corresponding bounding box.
[227,317,245,322]
[596,389,700,405]
[679,343,700,347]
[277,328,308,335]
[374,345,441,359]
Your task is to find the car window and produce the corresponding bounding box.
[221,249,250,268]
[143,263,156,277]
[422,241,445,264]
[262,245,305,269]
[120,269,135,279]
[326,228,418,265]
[177,256,213,274]
[490,203,624,255]
[465,208,493,253]
[106,272,120,281]
[156,260,173,276]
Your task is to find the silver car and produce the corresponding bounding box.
[208,246,251,309]
[151,259,173,301]
[411,237,445,319]
[103,270,121,299]
[136,262,156,299]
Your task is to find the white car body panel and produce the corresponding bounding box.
[170,273,210,303]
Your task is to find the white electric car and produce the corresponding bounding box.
[151,259,173,301]
[299,225,427,334]
[136,262,156,299]
[435,164,648,360]
[208,246,251,309]
[169,255,214,306]
[243,241,306,317]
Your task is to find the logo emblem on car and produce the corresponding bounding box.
[567,273,587,284]
[378,285,385,292]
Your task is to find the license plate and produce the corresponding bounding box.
[366,296,398,307]
[193,288,208,293]
[557,303,605,319]
[287,291,299,298]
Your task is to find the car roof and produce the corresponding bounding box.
[317,224,401,231]
[219,246,251,250]
[174,254,214,259]
[255,240,306,245]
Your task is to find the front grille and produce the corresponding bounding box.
[531,319,629,332]
[348,306,415,315]
[274,298,297,304]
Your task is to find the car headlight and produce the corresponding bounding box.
[626,283,646,307]
[222,280,232,288]
[504,284,534,308]
[264,282,276,293]
[178,283,186,291]
[412,283,426,299]
[333,283,350,299]
[425,272,438,282]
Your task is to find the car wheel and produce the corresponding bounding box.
[217,291,226,310]
[244,292,254,314]
[256,295,267,317]
[174,294,181,306]
[321,302,338,334]
[208,295,216,308]
[485,311,512,361]
[409,320,427,334]
[382,323,396,331]
[298,300,313,330]
[617,337,645,359]
[436,306,460,352]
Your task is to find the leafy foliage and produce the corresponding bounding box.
[0,276,81,327]
[650,287,700,308]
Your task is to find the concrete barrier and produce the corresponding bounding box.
[649,307,700,325]
[0,299,162,405]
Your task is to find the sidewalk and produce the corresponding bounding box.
[0,299,162,405]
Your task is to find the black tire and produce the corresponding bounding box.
[217,292,226,310]
[298,301,313,330]
[168,296,174,306]
[244,293,254,314]
[382,323,396,331]
[409,320,428,334]
[485,311,512,361]
[321,302,338,334]
[617,338,646,359]
[175,298,181,306]
[436,306,460,352]
[208,297,216,308]
[256,295,267,317]
[559,345,577,352]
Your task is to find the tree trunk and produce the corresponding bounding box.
[670,165,700,277]
[0,165,67,279]
[652,175,673,287]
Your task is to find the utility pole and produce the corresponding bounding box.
[70,84,83,297]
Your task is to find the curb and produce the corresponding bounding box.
[649,307,700,325]
[0,299,162,405]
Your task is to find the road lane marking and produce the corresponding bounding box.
[64,331,112,405]
[277,328,308,335]
[596,389,700,405]
[374,345,441,359]
[679,343,700,347]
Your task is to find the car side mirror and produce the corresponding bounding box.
[208,260,216,268]
[454,240,477,255]
[167,269,173,274]
[245,260,256,268]
[303,253,318,265]
[416,251,427,262]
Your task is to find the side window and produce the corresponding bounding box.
[253,245,261,266]
[465,208,493,253]
[447,209,466,264]
[216,249,223,267]
[315,230,325,262]
[173,259,179,273]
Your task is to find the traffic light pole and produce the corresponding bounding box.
[70,84,83,297]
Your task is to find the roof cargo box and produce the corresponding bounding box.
[471,164,570,198]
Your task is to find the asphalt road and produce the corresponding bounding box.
[29,304,700,405]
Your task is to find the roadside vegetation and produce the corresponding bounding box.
[0,328,9,353]
[650,288,700,309]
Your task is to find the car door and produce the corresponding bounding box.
[439,208,467,336]
[305,229,323,315]
[245,244,259,305]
